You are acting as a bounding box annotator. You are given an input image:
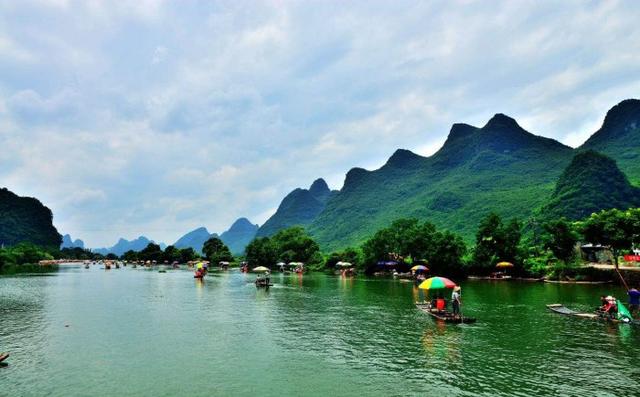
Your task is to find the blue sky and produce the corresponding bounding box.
[1,0,640,247]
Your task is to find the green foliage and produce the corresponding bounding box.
[472,213,522,268]
[0,242,54,272]
[178,247,198,263]
[257,179,332,238]
[122,250,139,262]
[580,99,640,185]
[542,219,578,264]
[138,243,164,262]
[361,218,466,276]
[522,248,555,277]
[325,247,362,269]
[541,150,640,221]
[202,237,234,264]
[246,227,322,269]
[579,208,640,268]
[245,237,278,268]
[58,247,99,260]
[0,187,62,248]
[309,115,573,251]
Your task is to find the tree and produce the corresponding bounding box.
[179,247,198,263]
[271,227,321,265]
[580,208,640,269]
[326,247,362,269]
[542,219,578,264]
[202,237,233,264]
[162,245,181,263]
[361,218,466,276]
[245,237,278,268]
[472,213,522,268]
[139,243,163,262]
[122,250,139,262]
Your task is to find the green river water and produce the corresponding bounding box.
[1,265,639,396]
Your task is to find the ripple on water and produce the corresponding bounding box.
[1,270,640,396]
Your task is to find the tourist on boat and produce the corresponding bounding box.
[628,288,640,317]
[451,286,461,317]
[599,295,608,310]
[601,296,618,319]
[435,294,446,313]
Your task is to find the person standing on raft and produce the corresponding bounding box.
[628,288,640,317]
[452,286,462,317]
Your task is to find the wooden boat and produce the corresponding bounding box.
[255,278,273,288]
[0,352,8,363]
[415,304,476,324]
[546,304,640,325]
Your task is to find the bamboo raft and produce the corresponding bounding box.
[415,304,477,324]
[546,304,640,325]
[0,353,9,363]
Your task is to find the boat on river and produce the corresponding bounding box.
[415,303,476,324]
[546,304,640,325]
[255,276,272,288]
[0,352,9,363]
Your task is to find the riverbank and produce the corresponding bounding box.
[0,263,59,275]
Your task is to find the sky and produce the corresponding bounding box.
[1,0,640,248]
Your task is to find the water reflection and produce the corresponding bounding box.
[421,323,462,363]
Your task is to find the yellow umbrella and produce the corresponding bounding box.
[496,261,514,268]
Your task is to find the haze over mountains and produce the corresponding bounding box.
[173,218,258,255]
[220,218,259,254]
[61,234,84,249]
[92,236,167,257]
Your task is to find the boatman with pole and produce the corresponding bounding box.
[452,286,462,318]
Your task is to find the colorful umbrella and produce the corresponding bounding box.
[418,277,457,290]
[252,266,270,272]
[496,261,514,268]
[411,265,428,272]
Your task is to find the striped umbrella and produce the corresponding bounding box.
[411,265,429,272]
[418,277,457,290]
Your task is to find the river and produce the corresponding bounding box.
[1,265,639,396]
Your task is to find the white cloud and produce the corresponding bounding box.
[1,0,639,246]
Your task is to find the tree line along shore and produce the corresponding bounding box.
[2,207,639,284]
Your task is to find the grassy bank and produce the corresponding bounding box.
[0,263,59,275]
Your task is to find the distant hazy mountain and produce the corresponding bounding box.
[256,178,335,237]
[61,234,85,249]
[173,227,217,254]
[580,99,640,184]
[93,236,165,256]
[0,187,62,248]
[541,150,640,221]
[220,218,258,254]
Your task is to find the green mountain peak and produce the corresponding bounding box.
[541,150,640,221]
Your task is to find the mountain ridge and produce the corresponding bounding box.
[220,217,259,254]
